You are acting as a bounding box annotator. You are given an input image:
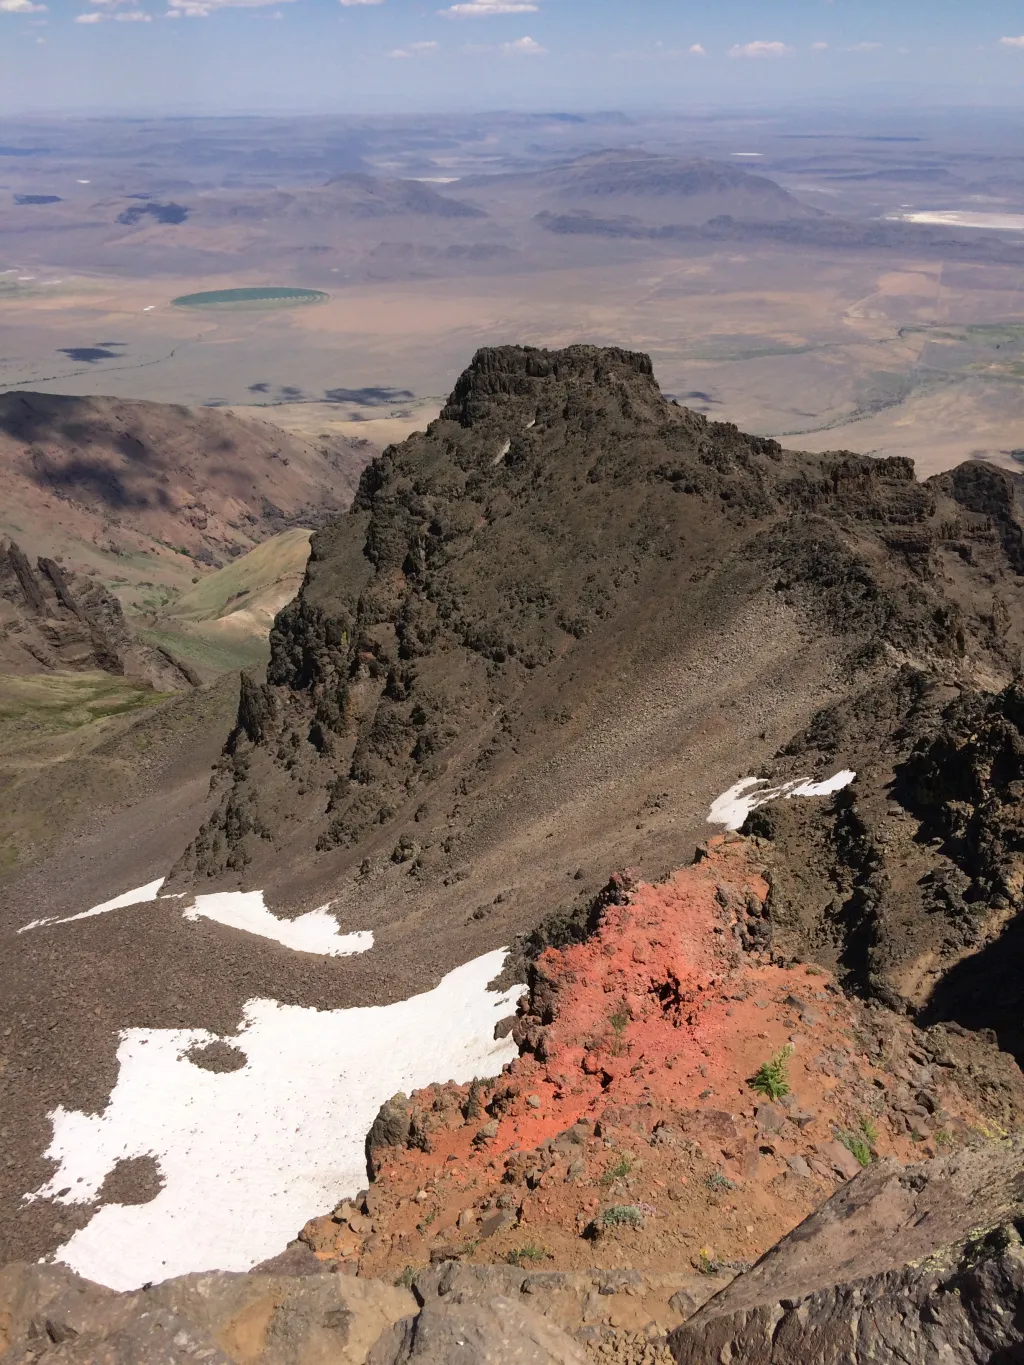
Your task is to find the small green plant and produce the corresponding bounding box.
[608,1003,632,1055]
[506,1244,548,1266]
[601,1155,634,1185]
[859,1117,878,1145]
[602,1204,645,1229]
[394,1266,416,1290]
[749,1045,793,1101]
[838,1131,872,1167]
[696,1248,721,1275]
[706,1172,736,1192]
[935,1128,955,1149]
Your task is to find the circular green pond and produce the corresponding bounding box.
[171,286,329,310]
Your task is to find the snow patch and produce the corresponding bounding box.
[184,890,373,957]
[708,770,856,831]
[492,437,511,466]
[30,950,522,1291]
[19,879,167,934]
[21,883,372,958]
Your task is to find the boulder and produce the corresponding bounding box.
[0,1263,416,1364]
[367,1296,589,1365]
[668,1135,1024,1364]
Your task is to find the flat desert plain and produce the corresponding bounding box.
[2,247,1024,478]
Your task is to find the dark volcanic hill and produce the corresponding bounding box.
[198,174,487,226]
[165,346,1024,1056]
[457,150,824,226]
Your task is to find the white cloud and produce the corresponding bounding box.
[844,41,882,52]
[165,0,292,13]
[340,0,383,5]
[999,35,1024,49]
[729,39,793,59]
[688,43,705,56]
[440,0,537,16]
[389,38,438,56]
[77,6,151,18]
[501,33,544,54]
[812,40,828,50]
[0,0,48,12]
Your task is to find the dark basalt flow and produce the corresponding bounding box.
[166,345,1024,1060]
[745,669,1024,1062]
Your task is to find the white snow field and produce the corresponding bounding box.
[30,950,522,1291]
[708,770,856,830]
[21,882,373,957]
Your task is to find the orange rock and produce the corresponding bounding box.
[310,838,1012,1283]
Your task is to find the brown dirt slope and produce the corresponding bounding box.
[0,390,373,607]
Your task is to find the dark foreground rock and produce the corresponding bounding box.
[0,1258,416,1364]
[368,1295,589,1365]
[668,1134,1024,1365]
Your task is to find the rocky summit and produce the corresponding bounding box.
[171,344,1024,1035]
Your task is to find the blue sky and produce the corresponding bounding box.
[3,0,1024,114]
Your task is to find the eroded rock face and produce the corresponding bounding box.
[743,668,1024,1062]
[668,1135,1024,1365]
[0,538,199,690]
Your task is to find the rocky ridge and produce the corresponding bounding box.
[6,346,1024,1362]
[167,346,1024,961]
[0,537,199,691]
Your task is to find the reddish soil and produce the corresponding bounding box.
[301,835,1015,1281]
